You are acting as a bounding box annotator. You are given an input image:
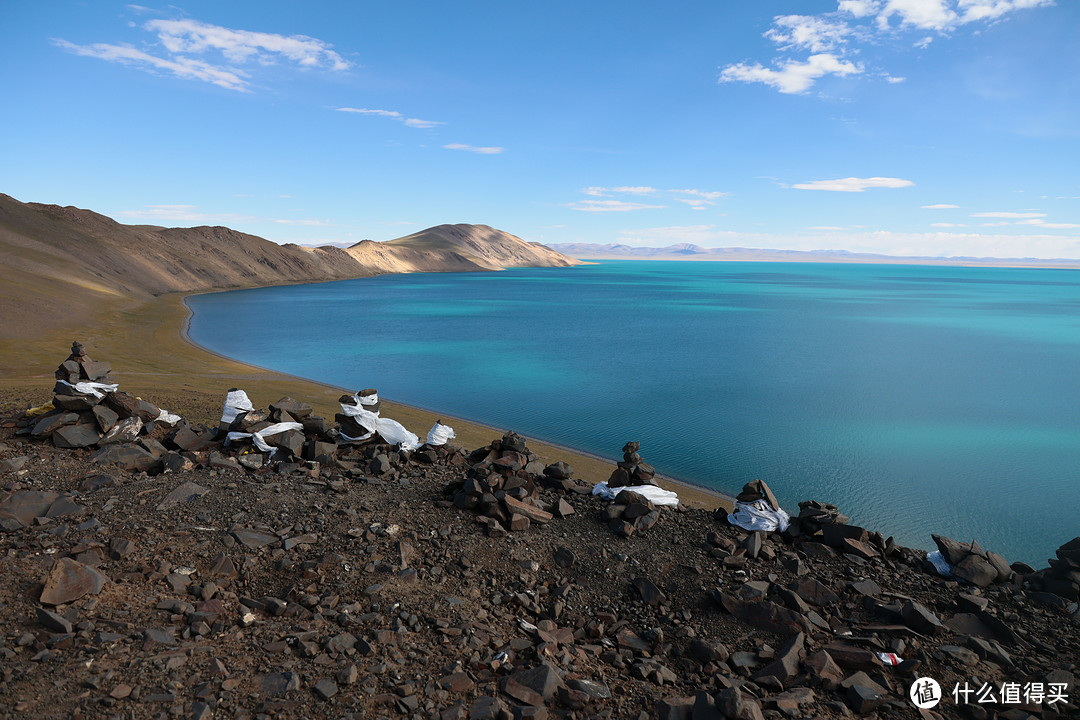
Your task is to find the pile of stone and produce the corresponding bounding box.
[24,342,177,465]
[446,431,578,535]
[930,534,1015,588]
[598,486,662,538]
[1021,537,1080,611]
[606,440,657,488]
[596,442,671,538]
[333,389,379,440]
[781,497,895,561]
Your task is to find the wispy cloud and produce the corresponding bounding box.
[444,143,505,155]
[793,176,914,192]
[923,203,960,209]
[719,1,1055,94]
[336,107,443,129]
[55,16,350,92]
[579,186,728,210]
[273,218,334,226]
[583,186,660,197]
[53,39,250,91]
[972,211,1045,218]
[145,19,349,70]
[566,200,666,212]
[117,205,256,224]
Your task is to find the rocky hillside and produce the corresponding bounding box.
[0,194,580,339]
[0,344,1076,719]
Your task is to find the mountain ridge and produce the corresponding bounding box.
[0,194,580,340]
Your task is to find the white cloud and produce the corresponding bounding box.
[958,0,1055,24]
[721,0,1054,95]
[793,176,915,192]
[145,18,349,71]
[444,143,505,155]
[55,17,349,92]
[567,200,666,212]
[273,218,333,226]
[720,53,862,94]
[923,203,960,208]
[672,189,729,200]
[336,107,443,129]
[578,186,728,210]
[765,15,853,52]
[54,39,250,91]
[972,211,1046,218]
[877,0,958,31]
[117,205,256,224]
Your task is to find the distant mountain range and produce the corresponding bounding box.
[0,193,579,340]
[546,242,1080,268]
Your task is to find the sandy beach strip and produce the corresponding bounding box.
[1,289,734,512]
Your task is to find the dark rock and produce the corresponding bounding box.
[40,557,108,605]
[0,490,59,527]
[92,405,119,433]
[157,481,211,511]
[36,606,74,633]
[98,416,143,445]
[752,632,805,685]
[261,671,301,696]
[90,443,157,472]
[901,600,946,635]
[553,546,576,568]
[53,423,101,449]
[32,412,79,438]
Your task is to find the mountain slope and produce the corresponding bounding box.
[0,194,580,340]
[382,223,580,270]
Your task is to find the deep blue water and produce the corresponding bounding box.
[186,261,1080,565]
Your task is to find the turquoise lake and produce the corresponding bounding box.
[185,261,1080,566]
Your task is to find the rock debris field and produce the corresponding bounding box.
[0,343,1077,720]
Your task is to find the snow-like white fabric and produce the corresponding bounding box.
[926,550,953,578]
[339,396,421,452]
[356,393,379,406]
[221,389,255,424]
[57,380,119,399]
[727,499,791,533]
[591,481,679,508]
[426,421,456,446]
[226,422,304,453]
[156,409,182,426]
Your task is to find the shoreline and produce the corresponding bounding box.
[177,289,737,512]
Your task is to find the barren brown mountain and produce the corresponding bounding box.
[0,194,580,342]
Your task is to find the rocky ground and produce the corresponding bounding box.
[0,347,1078,720]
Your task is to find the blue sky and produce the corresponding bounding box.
[2,1,1078,258]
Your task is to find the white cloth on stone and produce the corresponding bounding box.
[339,397,421,452]
[727,499,791,533]
[591,481,679,508]
[221,389,255,424]
[226,421,304,454]
[426,421,456,446]
[57,380,119,399]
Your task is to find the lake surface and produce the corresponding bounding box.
[186,261,1080,565]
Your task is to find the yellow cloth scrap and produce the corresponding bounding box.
[25,401,55,417]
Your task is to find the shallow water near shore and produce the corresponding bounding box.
[187,261,1080,565]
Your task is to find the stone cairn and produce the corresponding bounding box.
[444,431,581,536]
[598,442,664,538]
[606,440,656,488]
[14,343,460,483]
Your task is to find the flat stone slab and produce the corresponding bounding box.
[157,482,210,511]
[0,490,59,526]
[40,557,108,606]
